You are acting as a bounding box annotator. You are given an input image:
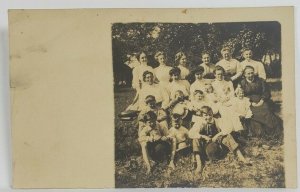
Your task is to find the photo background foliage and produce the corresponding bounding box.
[113,22,284,188]
[112,22,281,86]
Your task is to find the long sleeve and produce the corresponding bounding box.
[261,79,271,100]
[231,60,242,81]
[257,61,266,80]
[132,67,140,90]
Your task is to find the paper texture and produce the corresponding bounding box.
[9,7,296,188]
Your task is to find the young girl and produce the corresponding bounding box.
[230,86,253,135]
[167,113,190,169]
[188,90,207,125]
[138,111,170,174]
[154,51,172,88]
[190,66,206,97]
[174,52,190,80]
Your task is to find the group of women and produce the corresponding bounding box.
[123,47,281,137]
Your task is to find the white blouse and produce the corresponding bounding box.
[178,65,190,80]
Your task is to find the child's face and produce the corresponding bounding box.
[237,90,244,99]
[179,55,187,66]
[146,120,156,128]
[171,73,180,81]
[146,100,156,109]
[172,119,182,129]
[175,91,184,100]
[202,54,210,64]
[243,50,252,61]
[205,86,213,93]
[203,113,213,123]
[215,70,223,81]
[194,93,204,101]
[195,72,203,80]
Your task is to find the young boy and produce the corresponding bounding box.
[138,95,168,135]
[167,113,190,169]
[138,111,170,174]
[188,106,250,174]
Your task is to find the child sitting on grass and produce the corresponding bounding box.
[167,113,190,169]
[138,111,170,174]
[188,106,251,174]
[138,95,168,135]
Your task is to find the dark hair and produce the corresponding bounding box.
[200,106,214,116]
[171,113,182,121]
[174,52,186,66]
[242,65,255,76]
[137,52,147,62]
[201,51,211,57]
[193,66,204,75]
[145,95,156,104]
[169,67,181,76]
[143,70,154,82]
[213,65,225,74]
[193,89,204,96]
[142,111,157,122]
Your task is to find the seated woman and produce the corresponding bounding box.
[167,67,190,101]
[212,66,244,133]
[138,111,170,174]
[126,70,169,111]
[239,66,282,137]
[190,66,207,97]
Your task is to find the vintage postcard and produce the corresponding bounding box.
[9,7,296,188]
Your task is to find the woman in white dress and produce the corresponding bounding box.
[212,66,243,133]
[174,52,190,80]
[131,52,154,90]
[189,66,207,98]
[167,67,190,101]
[216,47,242,84]
[240,48,266,80]
[154,51,172,88]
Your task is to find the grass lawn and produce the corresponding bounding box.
[114,79,285,188]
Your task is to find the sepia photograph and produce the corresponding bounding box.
[113,22,285,188]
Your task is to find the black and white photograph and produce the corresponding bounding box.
[113,21,285,188]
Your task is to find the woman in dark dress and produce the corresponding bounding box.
[239,66,282,137]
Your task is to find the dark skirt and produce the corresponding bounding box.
[249,102,282,136]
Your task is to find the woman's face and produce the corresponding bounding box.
[139,53,147,64]
[215,70,224,81]
[171,73,180,81]
[179,55,187,66]
[144,73,154,85]
[244,68,255,81]
[222,50,231,61]
[243,50,252,61]
[202,54,210,64]
[194,93,204,101]
[157,55,165,65]
[195,72,203,80]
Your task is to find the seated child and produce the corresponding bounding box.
[188,106,251,174]
[167,90,191,128]
[138,111,170,174]
[167,113,190,169]
[188,90,206,125]
[138,95,168,135]
[231,86,253,136]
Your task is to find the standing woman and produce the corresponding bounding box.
[199,51,216,79]
[174,52,190,80]
[239,66,282,137]
[240,48,266,80]
[131,52,155,90]
[216,47,242,85]
[154,51,172,88]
